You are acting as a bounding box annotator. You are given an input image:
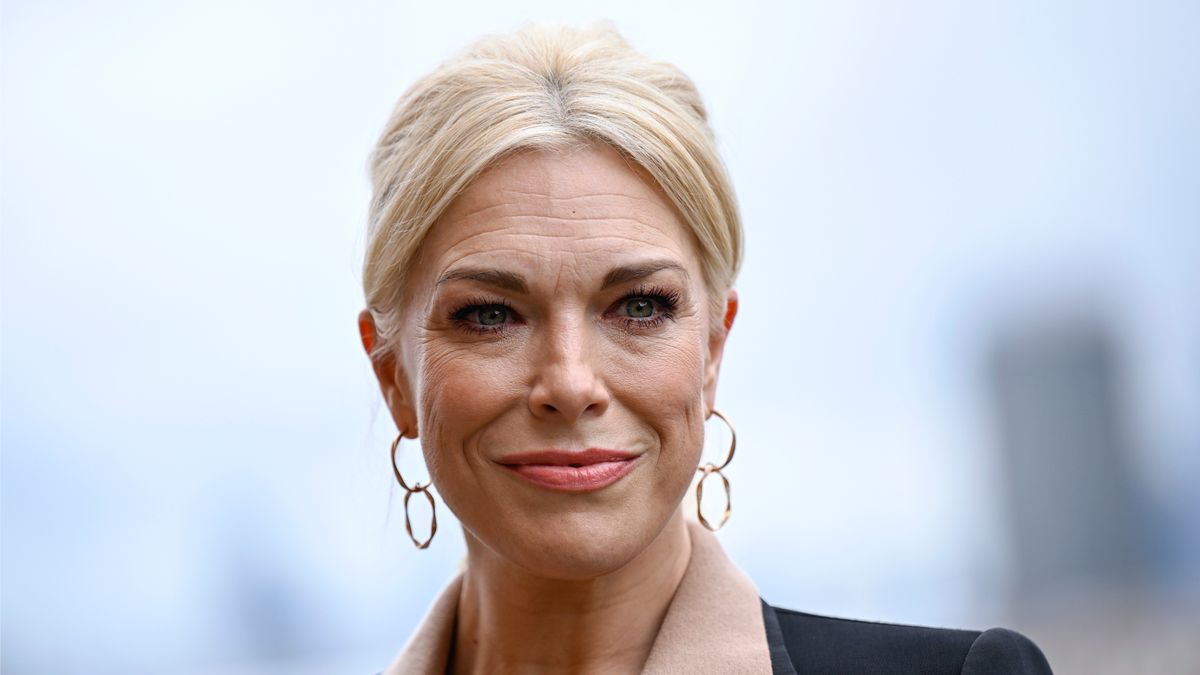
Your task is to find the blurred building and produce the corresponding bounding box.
[988,312,1199,674]
[990,317,1146,597]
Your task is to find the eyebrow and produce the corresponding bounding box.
[601,260,690,289]
[436,267,529,293]
[435,259,689,294]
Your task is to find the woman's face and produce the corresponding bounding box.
[374,143,732,579]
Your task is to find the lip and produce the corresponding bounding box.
[498,449,641,492]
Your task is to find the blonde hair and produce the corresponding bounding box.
[363,23,742,358]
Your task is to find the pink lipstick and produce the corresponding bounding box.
[498,449,641,492]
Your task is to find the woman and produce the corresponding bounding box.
[358,24,1052,674]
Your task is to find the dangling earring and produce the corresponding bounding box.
[696,409,736,531]
[391,433,438,549]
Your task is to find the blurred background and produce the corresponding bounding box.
[3,0,1197,673]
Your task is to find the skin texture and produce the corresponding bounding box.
[359,143,737,673]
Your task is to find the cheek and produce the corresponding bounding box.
[414,339,527,480]
[609,333,708,457]
[648,333,706,399]
[631,339,708,522]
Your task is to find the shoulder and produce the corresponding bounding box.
[958,626,1054,675]
[763,601,1052,674]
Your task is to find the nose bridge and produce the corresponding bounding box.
[529,310,608,419]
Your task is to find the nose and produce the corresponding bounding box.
[528,321,610,421]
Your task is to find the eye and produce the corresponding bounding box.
[476,306,509,326]
[450,300,518,334]
[609,285,681,330]
[623,297,656,319]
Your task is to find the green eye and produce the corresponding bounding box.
[624,297,654,318]
[478,306,508,326]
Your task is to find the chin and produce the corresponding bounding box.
[480,508,673,581]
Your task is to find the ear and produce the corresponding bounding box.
[703,289,738,414]
[358,309,419,438]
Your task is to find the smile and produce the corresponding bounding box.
[499,449,642,492]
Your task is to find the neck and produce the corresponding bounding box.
[451,510,692,675]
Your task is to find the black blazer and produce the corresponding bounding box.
[761,601,1053,674]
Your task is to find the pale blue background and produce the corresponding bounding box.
[3,1,1198,673]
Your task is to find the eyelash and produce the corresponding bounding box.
[450,296,519,335]
[448,285,681,336]
[611,285,680,330]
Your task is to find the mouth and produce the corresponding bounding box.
[498,449,642,492]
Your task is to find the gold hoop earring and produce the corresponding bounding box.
[391,434,438,549]
[696,409,736,531]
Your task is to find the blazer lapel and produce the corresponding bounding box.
[760,599,800,675]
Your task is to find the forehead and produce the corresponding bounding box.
[409,144,701,287]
